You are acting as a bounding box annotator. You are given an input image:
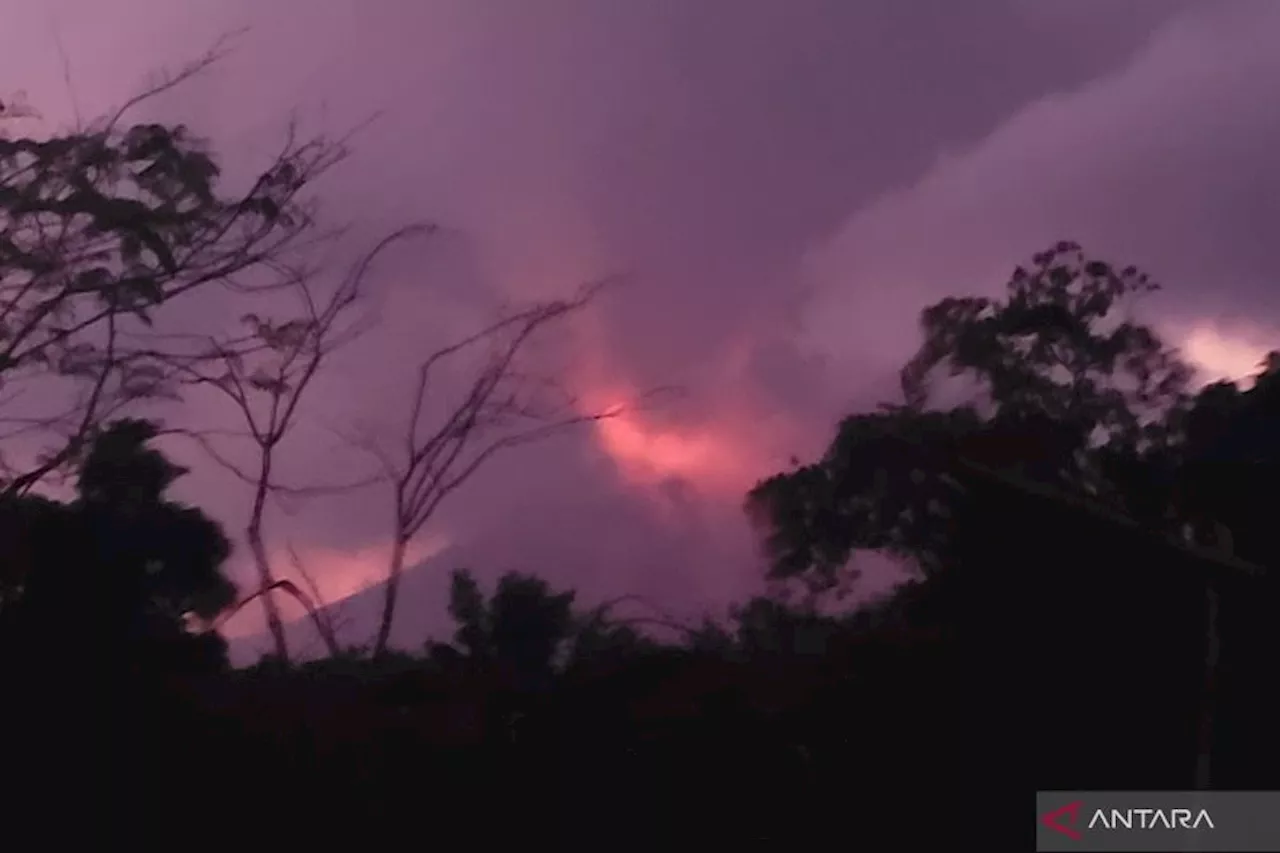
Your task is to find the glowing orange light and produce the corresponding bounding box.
[219,535,450,638]
[1180,322,1274,385]
[587,390,752,495]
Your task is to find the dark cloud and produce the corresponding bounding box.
[803,1,1280,383]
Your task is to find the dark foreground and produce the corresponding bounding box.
[6,466,1280,848]
[5,641,981,847]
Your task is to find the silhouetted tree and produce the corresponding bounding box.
[748,241,1197,593]
[567,609,659,669]
[1174,354,1280,561]
[174,226,430,661]
[2,418,235,671]
[443,568,576,685]
[350,279,640,658]
[735,242,1280,816]
[900,240,1192,440]
[730,596,845,658]
[0,37,346,499]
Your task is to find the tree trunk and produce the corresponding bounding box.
[373,534,408,658]
[248,457,289,662]
[306,603,340,657]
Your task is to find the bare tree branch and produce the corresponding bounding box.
[286,544,341,656]
[174,225,431,661]
[6,295,124,496]
[358,276,655,657]
[49,18,84,132]
[211,577,333,654]
[0,40,357,498]
[101,28,249,134]
[160,426,384,496]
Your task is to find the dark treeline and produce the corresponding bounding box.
[2,71,1279,847]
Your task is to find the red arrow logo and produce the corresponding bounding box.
[1042,801,1083,840]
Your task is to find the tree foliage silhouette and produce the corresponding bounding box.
[1172,354,1280,562]
[0,54,344,498]
[442,568,576,683]
[1,418,235,671]
[748,241,1199,593]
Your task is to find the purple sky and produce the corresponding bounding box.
[4,1,1279,660]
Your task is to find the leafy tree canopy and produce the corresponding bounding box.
[443,568,576,683]
[0,77,337,496]
[1,418,235,671]
[746,241,1239,595]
